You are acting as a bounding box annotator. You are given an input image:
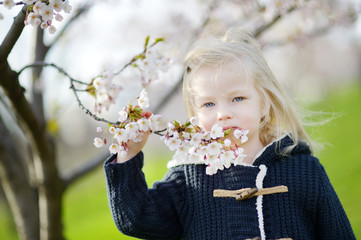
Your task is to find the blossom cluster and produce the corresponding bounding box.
[88,70,123,114]
[1,0,72,34]
[93,89,162,158]
[134,48,172,87]
[87,37,171,114]
[164,117,249,175]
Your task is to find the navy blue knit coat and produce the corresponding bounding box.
[104,136,355,239]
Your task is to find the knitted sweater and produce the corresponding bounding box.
[104,136,355,240]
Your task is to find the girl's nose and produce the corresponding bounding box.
[217,110,233,121]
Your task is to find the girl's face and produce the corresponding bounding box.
[190,62,266,161]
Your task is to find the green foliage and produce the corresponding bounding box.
[306,83,361,237]
[63,152,169,240]
[0,83,360,239]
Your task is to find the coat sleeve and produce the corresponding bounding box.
[315,162,356,239]
[104,152,185,240]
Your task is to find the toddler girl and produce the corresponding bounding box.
[104,28,355,239]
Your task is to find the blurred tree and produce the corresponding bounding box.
[0,0,358,240]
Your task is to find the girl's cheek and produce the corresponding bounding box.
[198,119,210,131]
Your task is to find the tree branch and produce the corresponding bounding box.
[0,6,26,61]
[62,150,109,190]
[253,5,297,38]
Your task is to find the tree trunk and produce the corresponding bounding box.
[0,117,40,240]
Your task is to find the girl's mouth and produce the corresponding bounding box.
[222,126,239,131]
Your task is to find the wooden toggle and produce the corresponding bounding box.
[213,185,288,201]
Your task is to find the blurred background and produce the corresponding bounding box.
[1,0,360,239]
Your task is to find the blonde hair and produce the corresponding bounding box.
[183,28,313,154]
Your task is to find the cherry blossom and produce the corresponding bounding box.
[138,88,150,109]
[163,119,249,175]
[93,101,162,156]
[109,143,119,154]
[3,0,15,9]
[189,116,199,126]
[118,110,128,122]
[93,137,105,148]
[0,0,73,34]
[210,124,224,139]
[234,129,249,143]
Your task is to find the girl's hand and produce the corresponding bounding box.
[116,110,152,163]
[116,130,150,163]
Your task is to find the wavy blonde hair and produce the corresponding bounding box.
[183,28,313,154]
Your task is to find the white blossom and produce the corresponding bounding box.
[241,135,248,144]
[118,110,128,122]
[96,127,103,133]
[114,128,128,142]
[55,13,63,22]
[109,143,119,154]
[210,124,224,139]
[167,122,175,131]
[137,118,150,132]
[108,126,116,135]
[189,116,199,125]
[125,122,139,137]
[206,161,218,175]
[4,0,15,9]
[222,151,235,168]
[0,13,4,21]
[93,137,104,148]
[62,0,72,13]
[27,12,40,26]
[166,137,181,151]
[33,1,46,14]
[207,142,222,156]
[49,25,57,34]
[138,89,150,109]
[132,132,144,143]
[149,114,161,131]
[182,132,190,140]
[40,6,54,22]
[187,152,201,164]
[224,139,231,147]
[190,132,202,147]
[214,158,224,171]
[235,147,244,155]
[50,0,64,12]
[234,154,246,166]
[40,21,48,29]
[198,146,208,157]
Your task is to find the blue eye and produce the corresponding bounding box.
[203,102,215,108]
[233,97,244,102]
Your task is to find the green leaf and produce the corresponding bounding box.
[154,37,164,44]
[86,83,96,97]
[224,128,232,136]
[144,35,150,50]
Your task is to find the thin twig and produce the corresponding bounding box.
[17,62,119,125]
[50,3,92,47]
[253,5,297,38]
